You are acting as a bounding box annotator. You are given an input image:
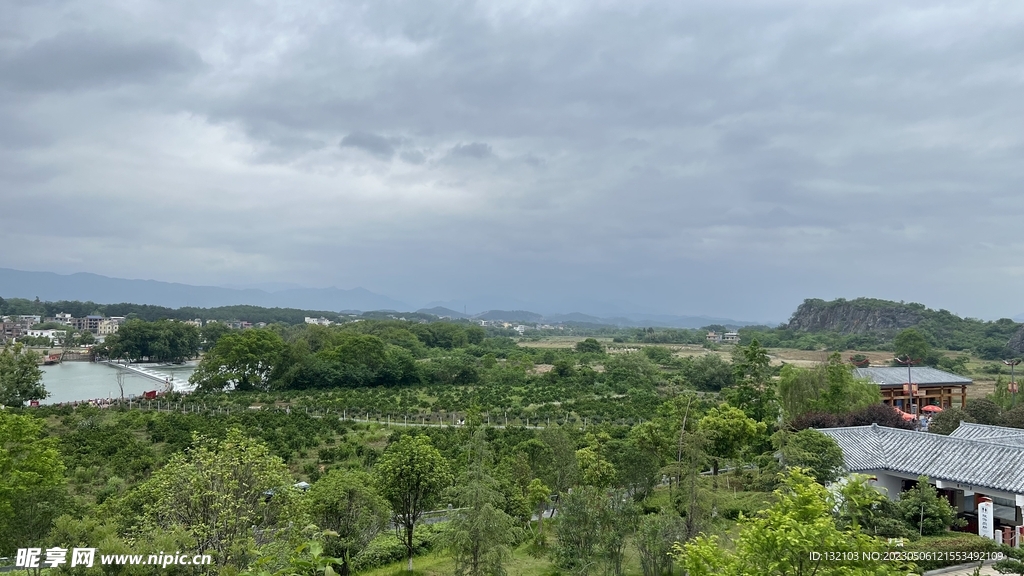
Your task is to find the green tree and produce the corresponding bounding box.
[929,407,974,435]
[642,346,674,365]
[201,322,232,348]
[894,328,931,363]
[726,339,779,422]
[601,492,639,576]
[575,446,616,489]
[673,469,904,576]
[304,469,389,576]
[835,474,909,538]
[374,435,453,571]
[134,429,299,569]
[0,343,47,406]
[610,433,663,501]
[575,338,604,354]
[698,405,767,476]
[635,510,685,576]
[732,339,772,386]
[898,476,958,536]
[526,478,551,538]
[773,429,845,485]
[964,398,1002,426]
[0,411,66,555]
[680,354,735,392]
[777,353,880,420]
[602,352,660,391]
[441,429,520,576]
[537,427,579,506]
[190,329,287,391]
[101,319,200,363]
[553,486,606,576]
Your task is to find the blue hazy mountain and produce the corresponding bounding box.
[0,268,409,312]
[0,267,763,327]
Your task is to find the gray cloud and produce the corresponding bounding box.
[0,0,1022,321]
[0,32,203,92]
[340,132,397,159]
[400,149,426,164]
[448,142,492,159]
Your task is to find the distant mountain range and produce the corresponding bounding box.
[0,268,409,312]
[0,267,758,329]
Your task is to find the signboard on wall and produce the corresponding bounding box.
[978,498,994,540]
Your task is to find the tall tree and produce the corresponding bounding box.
[773,429,845,485]
[0,411,66,555]
[135,429,299,569]
[635,510,686,576]
[726,339,779,422]
[189,329,286,391]
[537,426,579,508]
[553,486,606,576]
[600,492,639,576]
[777,354,880,420]
[698,405,767,476]
[526,478,551,539]
[374,435,453,571]
[441,429,520,576]
[0,343,47,406]
[575,446,616,489]
[304,469,389,576]
[893,328,931,363]
[897,476,958,536]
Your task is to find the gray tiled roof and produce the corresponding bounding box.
[949,422,1024,448]
[853,367,972,387]
[818,423,1024,494]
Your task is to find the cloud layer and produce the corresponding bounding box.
[2,0,1023,320]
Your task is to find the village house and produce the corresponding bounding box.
[820,422,1024,545]
[853,366,971,411]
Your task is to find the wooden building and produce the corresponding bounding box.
[853,366,972,411]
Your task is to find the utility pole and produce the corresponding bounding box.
[894,355,921,415]
[1004,359,1022,407]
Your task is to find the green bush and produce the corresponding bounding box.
[903,534,1001,571]
[717,491,773,520]
[350,522,446,572]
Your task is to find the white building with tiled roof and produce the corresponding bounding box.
[819,422,1024,541]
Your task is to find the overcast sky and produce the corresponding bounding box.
[2,0,1022,321]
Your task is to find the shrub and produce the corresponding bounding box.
[999,405,1024,429]
[843,404,914,430]
[790,412,841,430]
[929,407,974,435]
[350,522,445,572]
[903,534,1000,571]
[965,398,1002,425]
[717,491,773,520]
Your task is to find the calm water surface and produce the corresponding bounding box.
[40,361,197,404]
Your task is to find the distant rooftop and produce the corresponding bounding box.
[949,422,1024,448]
[853,366,972,387]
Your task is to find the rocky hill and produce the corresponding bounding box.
[1008,325,1024,354]
[786,298,929,334]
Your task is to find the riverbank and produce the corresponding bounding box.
[40,360,198,405]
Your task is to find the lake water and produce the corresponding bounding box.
[40,361,197,404]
